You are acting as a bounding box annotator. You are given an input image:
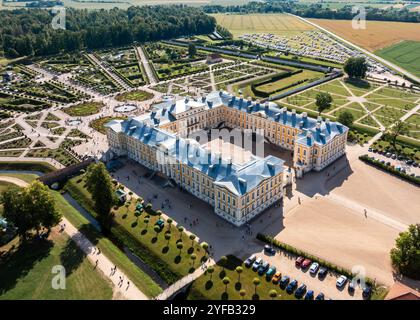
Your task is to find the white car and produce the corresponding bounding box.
[336,275,348,288]
[309,262,320,275]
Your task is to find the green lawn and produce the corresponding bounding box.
[187,255,296,300]
[0,232,113,300]
[115,90,153,102]
[63,102,104,117]
[51,190,162,297]
[65,174,207,285]
[376,41,420,78]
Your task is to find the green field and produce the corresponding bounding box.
[0,174,113,300]
[376,41,420,78]
[0,232,113,300]
[64,102,104,117]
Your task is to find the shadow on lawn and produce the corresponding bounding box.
[60,223,100,276]
[0,237,53,295]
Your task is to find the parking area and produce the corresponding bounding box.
[366,149,420,177]
[249,248,364,300]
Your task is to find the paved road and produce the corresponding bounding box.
[135,46,158,85]
[293,14,420,84]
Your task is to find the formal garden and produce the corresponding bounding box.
[114,90,153,102]
[64,101,105,117]
[96,47,145,87]
[144,42,209,81]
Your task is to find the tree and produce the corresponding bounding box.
[220,255,227,272]
[85,162,116,228]
[252,277,260,295]
[153,225,161,237]
[167,218,173,232]
[188,43,197,58]
[337,111,354,128]
[1,181,61,240]
[269,289,278,300]
[201,242,209,259]
[177,242,184,256]
[207,266,214,281]
[134,210,141,221]
[239,289,246,299]
[164,233,171,246]
[222,276,231,293]
[390,224,420,279]
[190,253,197,267]
[143,217,150,229]
[344,57,368,79]
[315,92,333,115]
[189,234,196,247]
[387,119,409,153]
[235,266,243,283]
[177,226,184,240]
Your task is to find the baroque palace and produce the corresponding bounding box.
[105,91,348,226]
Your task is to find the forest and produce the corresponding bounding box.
[203,1,420,23]
[0,6,216,58]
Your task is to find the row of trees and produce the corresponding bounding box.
[203,2,420,23]
[0,6,216,58]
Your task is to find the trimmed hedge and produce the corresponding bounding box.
[0,161,56,173]
[359,155,420,186]
[256,233,376,287]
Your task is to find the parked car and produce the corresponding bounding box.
[318,267,328,279]
[264,244,276,255]
[286,279,298,294]
[279,275,290,288]
[301,258,312,269]
[244,254,256,268]
[272,271,282,284]
[368,148,372,152]
[406,159,414,165]
[386,161,391,166]
[413,162,418,167]
[257,261,270,275]
[252,257,263,271]
[315,293,325,300]
[265,266,277,279]
[391,154,397,160]
[309,262,320,275]
[336,275,347,288]
[385,152,392,157]
[304,290,314,300]
[295,256,305,267]
[295,284,307,298]
[348,280,355,293]
[362,286,372,299]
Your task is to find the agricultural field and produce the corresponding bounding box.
[308,19,420,52]
[213,13,315,38]
[375,41,420,78]
[278,79,420,138]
